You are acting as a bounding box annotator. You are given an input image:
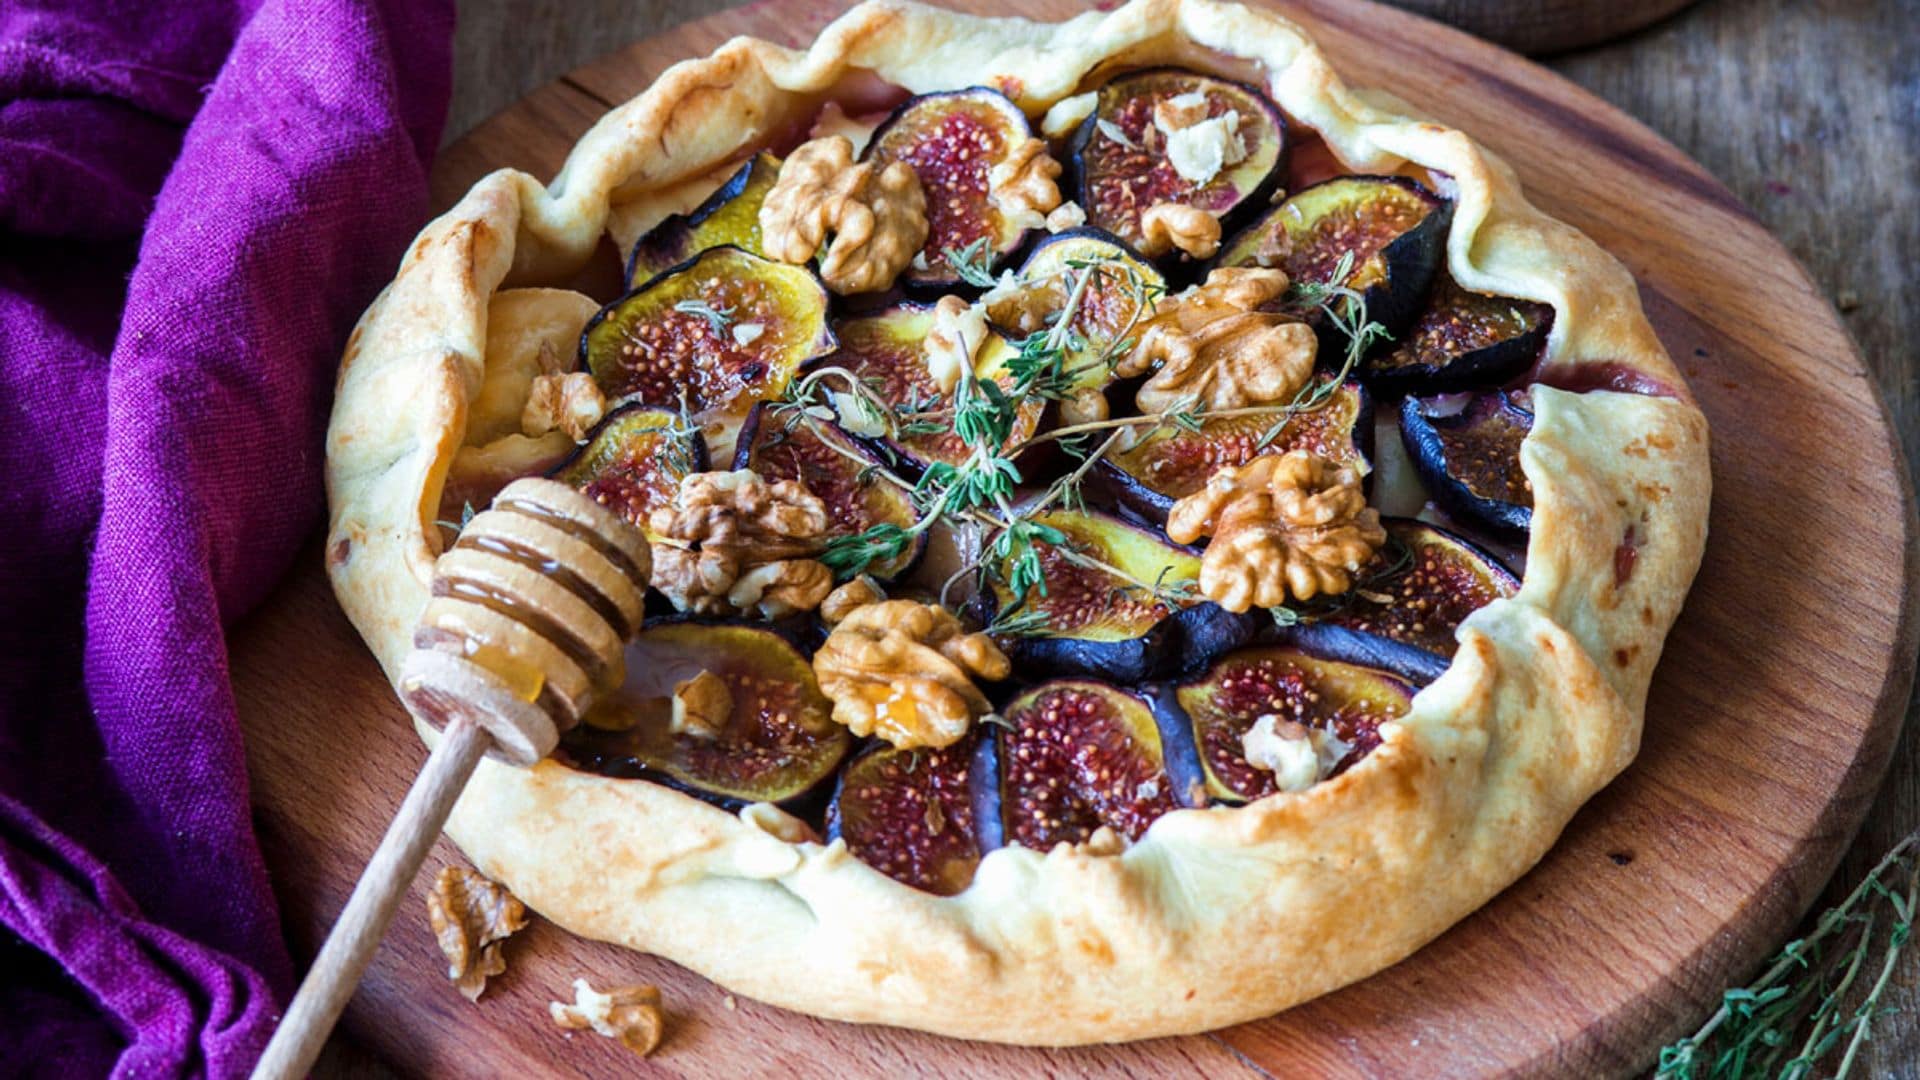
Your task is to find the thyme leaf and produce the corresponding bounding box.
[672,299,734,335]
[943,237,1000,288]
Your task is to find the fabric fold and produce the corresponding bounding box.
[0,0,454,1074]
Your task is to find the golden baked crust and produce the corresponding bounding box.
[324,0,1710,1044]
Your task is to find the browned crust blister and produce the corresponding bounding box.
[324,0,1710,1044]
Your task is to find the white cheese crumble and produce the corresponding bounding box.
[731,321,765,346]
[1164,110,1247,186]
[1241,714,1351,792]
[924,296,989,394]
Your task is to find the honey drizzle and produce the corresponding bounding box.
[454,531,633,639]
[493,495,649,588]
[431,576,610,688]
[414,623,571,720]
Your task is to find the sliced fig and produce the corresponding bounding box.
[985,227,1165,399]
[863,87,1041,288]
[1175,646,1414,802]
[1098,374,1373,524]
[1069,68,1286,254]
[823,303,1041,473]
[581,246,834,459]
[548,404,709,539]
[1364,271,1552,395]
[981,507,1253,683]
[560,622,850,808]
[732,401,925,580]
[826,730,1000,895]
[1284,518,1519,684]
[998,680,1208,850]
[1215,176,1452,339]
[1399,389,1534,540]
[626,152,782,286]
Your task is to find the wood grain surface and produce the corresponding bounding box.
[1364,0,1699,55]
[244,0,1920,1074]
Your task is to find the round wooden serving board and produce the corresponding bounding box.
[230,0,1920,1075]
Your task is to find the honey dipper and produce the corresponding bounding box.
[254,478,649,1079]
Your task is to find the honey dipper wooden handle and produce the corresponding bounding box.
[253,714,493,1080]
[255,478,653,1076]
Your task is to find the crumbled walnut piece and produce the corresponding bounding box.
[1117,267,1315,414]
[670,670,732,739]
[924,294,989,394]
[820,576,885,625]
[520,372,606,442]
[1242,714,1351,792]
[1137,202,1222,260]
[647,470,832,617]
[1045,200,1087,233]
[986,137,1064,233]
[1166,449,1386,612]
[550,979,665,1057]
[813,600,1010,749]
[759,135,928,294]
[426,866,527,1002]
[726,558,834,619]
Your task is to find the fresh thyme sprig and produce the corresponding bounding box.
[943,237,1000,288]
[1657,829,1919,1080]
[672,299,734,335]
[790,248,1383,625]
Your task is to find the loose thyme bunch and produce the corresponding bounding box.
[1658,829,1919,1080]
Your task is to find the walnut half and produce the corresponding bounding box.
[1166,449,1386,612]
[1138,202,1221,260]
[647,470,834,618]
[426,866,527,1002]
[759,135,928,294]
[813,600,1010,749]
[986,136,1065,233]
[1118,267,1316,415]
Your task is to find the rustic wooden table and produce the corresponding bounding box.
[333,0,1912,1074]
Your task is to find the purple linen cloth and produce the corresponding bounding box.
[0,0,453,1074]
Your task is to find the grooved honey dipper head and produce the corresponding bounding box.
[401,478,651,766]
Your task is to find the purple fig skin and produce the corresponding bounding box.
[1277,622,1450,686]
[1096,377,1376,528]
[1361,273,1553,397]
[970,730,1006,854]
[977,507,1256,683]
[730,401,928,582]
[863,86,1039,291]
[1174,644,1418,802]
[625,152,781,287]
[548,402,711,542]
[1398,390,1534,541]
[1066,67,1289,260]
[826,732,996,895]
[1212,175,1452,346]
[545,614,844,807]
[1141,681,1211,810]
[995,679,1190,849]
[1272,517,1521,686]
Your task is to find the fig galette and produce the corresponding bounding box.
[325,0,1709,1045]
